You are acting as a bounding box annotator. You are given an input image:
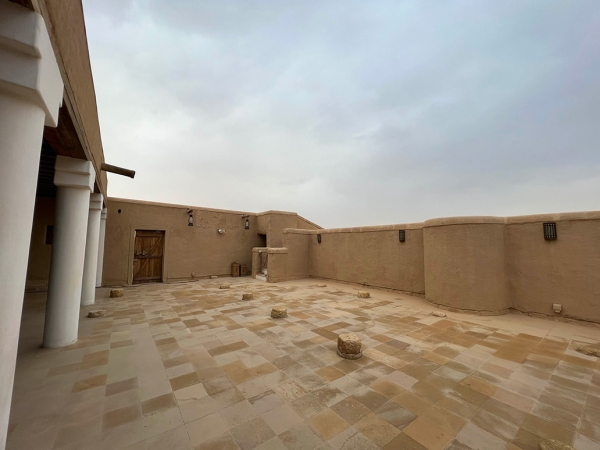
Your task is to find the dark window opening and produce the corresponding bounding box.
[45,225,53,245]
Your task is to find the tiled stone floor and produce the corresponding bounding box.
[7,278,600,450]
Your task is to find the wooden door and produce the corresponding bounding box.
[133,230,164,283]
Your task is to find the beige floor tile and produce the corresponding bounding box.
[391,388,433,415]
[290,393,326,419]
[141,407,184,440]
[330,397,371,425]
[219,400,258,428]
[308,409,350,441]
[369,379,405,399]
[375,400,417,429]
[383,432,427,450]
[124,425,192,450]
[420,405,466,436]
[106,377,139,397]
[104,388,140,413]
[315,366,346,382]
[169,371,201,391]
[279,423,325,450]
[141,392,177,416]
[328,427,378,450]
[403,416,454,450]
[102,404,142,431]
[454,422,508,450]
[185,411,229,446]
[522,413,575,444]
[229,416,275,450]
[195,432,241,450]
[9,280,600,450]
[355,412,400,446]
[261,403,303,434]
[71,374,108,393]
[52,415,103,449]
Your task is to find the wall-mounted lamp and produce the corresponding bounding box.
[218,229,226,234]
[399,230,406,242]
[187,209,194,226]
[543,222,557,240]
[317,234,322,244]
[241,214,250,230]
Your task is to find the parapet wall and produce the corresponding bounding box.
[263,211,600,323]
[423,217,510,314]
[308,225,425,295]
[103,198,264,285]
[506,212,600,322]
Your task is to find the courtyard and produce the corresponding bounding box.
[6,278,600,450]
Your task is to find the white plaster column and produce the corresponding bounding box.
[96,207,107,287]
[0,3,63,448]
[43,157,95,348]
[81,194,103,305]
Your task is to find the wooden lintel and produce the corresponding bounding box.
[101,163,135,179]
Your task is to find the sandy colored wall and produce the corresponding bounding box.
[252,248,268,277]
[25,197,55,290]
[262,249,289,283]
[423,217,510,314]
[308,225,425,294]
[103,198,264,285]
[102,197,600,322]
[283,231,310,281]
[262,230,311,282]
[257,211,320,248]
[506,213,600,322]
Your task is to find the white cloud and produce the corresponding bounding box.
[84,0,600,227]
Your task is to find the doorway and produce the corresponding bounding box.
[257,233,266,247]
[133,230,164,283]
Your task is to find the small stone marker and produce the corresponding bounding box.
[87,310,106,318]
[219,285,230,289]
[317,284,327,287]
[431,311,447,318]
[539,439,574,450]
[271,306,287,318]
[110,289,124,298]
[242,293,254,301]
[210,275,218,279]
[357,291,370,298]
[337,333,362,359]
[575,346,600,358]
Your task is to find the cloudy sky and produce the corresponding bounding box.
[83,0,600,228]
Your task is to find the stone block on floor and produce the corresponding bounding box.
[271,306,287,318]
[337,333,362,360]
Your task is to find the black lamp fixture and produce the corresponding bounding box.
[187,209,194,226]
[399,230,406,242]
[242,214,250,230]
[543,222,557,240]
[317,234,322,244]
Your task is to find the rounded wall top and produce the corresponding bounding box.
[423,216,506,228]
[283,223,423,235]
[506,210,600,225]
